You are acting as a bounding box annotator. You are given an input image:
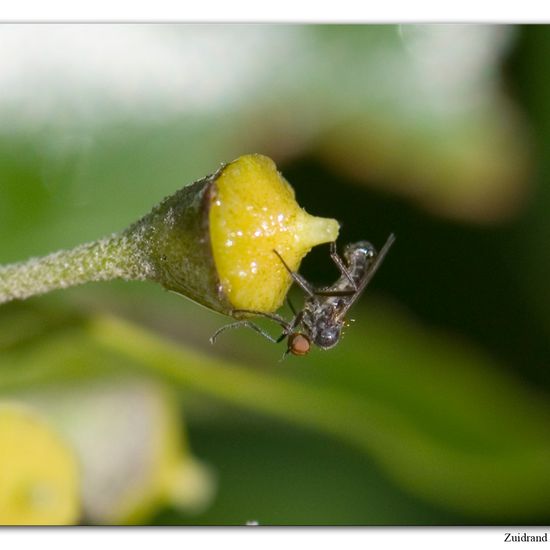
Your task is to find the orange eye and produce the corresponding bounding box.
[288,333,311,356]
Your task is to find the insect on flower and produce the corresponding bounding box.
[210,234,395,357]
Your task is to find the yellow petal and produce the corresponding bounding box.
[0,403,80,525]
[210,154,339,312]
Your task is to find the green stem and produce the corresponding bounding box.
[0,233,153,304]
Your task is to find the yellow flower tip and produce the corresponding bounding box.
[164,458,216,514]
[0,403,80,525]
[209,154,340,312]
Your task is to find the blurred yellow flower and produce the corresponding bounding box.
[13,377,215,525]
[0,402,80,525]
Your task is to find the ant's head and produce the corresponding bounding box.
[313,325,341,350]
[287,332,311,356]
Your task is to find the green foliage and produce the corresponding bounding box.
[2,299,550,522]
[1,25,549,524]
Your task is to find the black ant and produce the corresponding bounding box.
[210,234,395,357]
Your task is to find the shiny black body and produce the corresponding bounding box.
[210,234,395,356]
[281,234,395,351]
[298,240,380,349]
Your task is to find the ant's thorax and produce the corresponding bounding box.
[297,241,377,350]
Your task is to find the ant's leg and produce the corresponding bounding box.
[273,249,315,297]
[313,289,356,297]
[279,348,291,362]
[230,306,298,344]
[329,241,357,290]
[278,311,306,361]
[276,310,304,343]
[231,309,290,331]
[286,295,297,316]
[210,320,280,345]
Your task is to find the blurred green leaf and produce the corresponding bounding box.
[2,300,548,521]
[514,27,550,339]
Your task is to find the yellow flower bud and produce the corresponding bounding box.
[1,154,339,317]
[134,153,339,315]
[210,154,339,312]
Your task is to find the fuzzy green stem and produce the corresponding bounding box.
[0,154,340,312]
[0,233,153,304]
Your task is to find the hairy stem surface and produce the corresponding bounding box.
[0,234,153,304]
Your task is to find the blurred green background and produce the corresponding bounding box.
[1,24,550,525]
